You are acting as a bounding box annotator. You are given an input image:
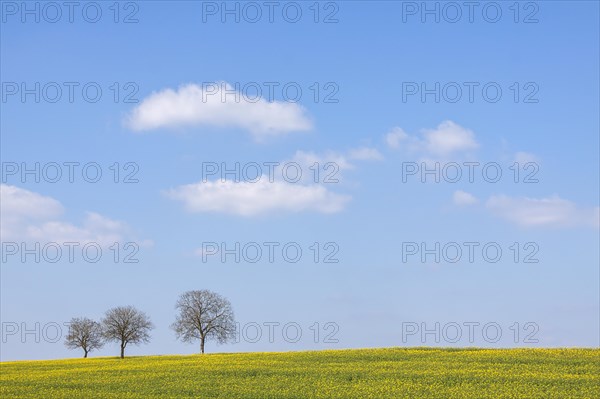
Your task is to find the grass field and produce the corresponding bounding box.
[1,348,598,398]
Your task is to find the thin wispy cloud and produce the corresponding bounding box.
[165,179,350,217]
[450,188,599,229]
[347,147,384,161]
[486,194,599,229]
[291,150,354,172]
[513,151,540,164]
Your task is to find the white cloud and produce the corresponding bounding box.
[385,127,409,149]
[165,179,351,217]
[125,82,313,139]
[286,147,381,185]
[0,184,141,246]
[485,194,599,228]
[166,145,379,217]
[421,120,479,156]
[24,212,128,247]
[453,190,479,206]
[291,150,354,172]
[0,184,63,227]
[292,146,382,171]
[347,147,384,161]
[385,121,479,158]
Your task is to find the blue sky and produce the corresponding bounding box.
[1,1,599,360]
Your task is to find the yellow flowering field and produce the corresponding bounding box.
[1,348,598,398]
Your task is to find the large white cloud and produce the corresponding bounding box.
[486,194,599,228]
[0,184,141,246]
[165,144,380,217]
[165,179,351,217]
[125,82,313,139]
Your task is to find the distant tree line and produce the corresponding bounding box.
[64,290,235,359]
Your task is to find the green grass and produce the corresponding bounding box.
[1,348,599,398]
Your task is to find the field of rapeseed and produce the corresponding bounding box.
[1,348,598,398]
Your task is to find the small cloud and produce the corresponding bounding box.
[292,150,354,171]
[486,194,599,229]
[290,146,382,183]
[514,151,539,164]
[453,190,479,206]
[384,121,479,158]
[385,127,409,149]
[347,147,384,161]
[125,82,313,140]
[165,179,351,217]
[421,120,479,156]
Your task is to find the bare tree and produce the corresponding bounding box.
[101,306,153,359]
[171,290,236,354]
[64,317,104,358]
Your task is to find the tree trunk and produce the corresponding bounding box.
[120,344,125,359]
[84,349,88,358]
[200,338,205,354]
